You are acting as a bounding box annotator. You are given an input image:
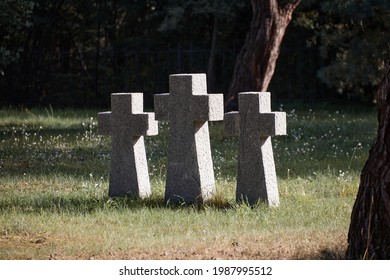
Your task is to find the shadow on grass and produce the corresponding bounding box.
[0,193,242,214]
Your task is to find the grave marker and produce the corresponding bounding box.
[224,92,286,206]
[154,74,223,203]
[98,93,158,198]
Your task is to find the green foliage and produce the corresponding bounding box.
[1,0,389,106]
[0,0,34,72]
[297,0,390,100]
[154,0,249,50]
[0,0,250,106]
[158,0,246,31]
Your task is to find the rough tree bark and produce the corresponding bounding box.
[346,65,390,259]
[225,0,301,111]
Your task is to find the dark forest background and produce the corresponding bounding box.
[1,0,389,108]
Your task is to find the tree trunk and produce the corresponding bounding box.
[225,0,301,111]
[207,16,218,91]
[94,0,103,100]
[346,66,390,259]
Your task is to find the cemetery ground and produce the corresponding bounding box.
[0,105,377,259]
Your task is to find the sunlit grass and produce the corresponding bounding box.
[0,106,377,259]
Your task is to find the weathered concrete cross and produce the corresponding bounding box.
[98,93,158,198]
[224,92,286,206]
[154,74,223,204]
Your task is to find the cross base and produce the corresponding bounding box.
[236,136,279,206]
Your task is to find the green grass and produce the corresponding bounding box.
[0,106,377,259]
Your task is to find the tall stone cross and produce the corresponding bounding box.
[154,74,224,204]
[224,92,286,206]
[97,93,158,198]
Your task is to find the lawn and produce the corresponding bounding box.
[0,105,377,259]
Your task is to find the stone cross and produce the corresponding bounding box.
[224,92,286,206]
[97,93,158,198]
[154,74,224,204]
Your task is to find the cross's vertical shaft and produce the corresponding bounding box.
[98,93,158,198]
[154,74,223,204]
[224,92,286,206]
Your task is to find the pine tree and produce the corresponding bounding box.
[346,65,390,259]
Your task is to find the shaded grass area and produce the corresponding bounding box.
[0,106,377,259]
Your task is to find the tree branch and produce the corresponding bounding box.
[278,0,301,20]
[282,0,302,11]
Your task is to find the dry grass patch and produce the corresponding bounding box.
[0,229,346,260]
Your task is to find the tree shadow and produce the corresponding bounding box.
[0,192,239,215]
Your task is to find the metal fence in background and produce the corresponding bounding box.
[46,45,238,108]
